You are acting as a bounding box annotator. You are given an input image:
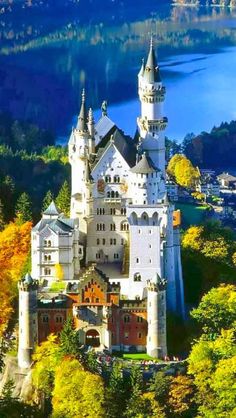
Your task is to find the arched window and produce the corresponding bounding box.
[85,297,90,303]
[105,175,111,183]
[121,207,126,215]
[114,175,120,183]
[97,208,99,215]
[97,238,100,245]
[55,316,63,323]
[134,272,141,282]
[115,191,119,198]
[124,315,130,323]
[110,224,116,231]
[42,315,49,323]
[111,191,115,198]
[102,224,105,231]
[107,191,110,198]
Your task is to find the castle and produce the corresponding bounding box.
[18,41,185,369]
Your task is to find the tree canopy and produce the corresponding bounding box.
[167,154,199,188]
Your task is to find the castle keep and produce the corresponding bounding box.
[18,42,184,368]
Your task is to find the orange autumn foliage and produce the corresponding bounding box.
[0,221,32,336]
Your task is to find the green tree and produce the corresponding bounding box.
[42,190,54,212]
[59,317,81,357]
[167,375,196,417]
[106,362,129,418]
[15,192,32,223]
[32,334,62,399]
[188,330,236,417]
[55,180,71,217]
[52,357,105,418]
[125,365,144,418]
[149,370,171,408]
[191,284,236,336]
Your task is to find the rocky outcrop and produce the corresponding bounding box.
[0,355,34,402]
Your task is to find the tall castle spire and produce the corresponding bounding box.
[77,89,88,132]
[143,37,161,84]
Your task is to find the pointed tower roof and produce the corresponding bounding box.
[43,201,60,216]
[138,58,145,77]
[144,38,161,84]
[130,152,157,174]
[24,272,33,285]
[76,89,88,132]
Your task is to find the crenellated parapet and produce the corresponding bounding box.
[137,116,168,133]
[139,85,166,103]
[18,274,39,292]
[147,276,167,292]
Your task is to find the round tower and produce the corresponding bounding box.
[146,275,167,358]
[137,39,167,174]
[18,273,38,369]
[130,152,165,204]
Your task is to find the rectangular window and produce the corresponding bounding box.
[138,332,142,339]
[136,258,140,264]
[102,238,106,245]
[124,332,129,339]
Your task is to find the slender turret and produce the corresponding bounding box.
[137,39,167,174]
[147,275,167,358]
[18,273,38,369]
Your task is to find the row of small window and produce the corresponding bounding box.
[137,172,158,179]
[96,238,125,245]
[96,253,119,259]
[41,315,63,323]
[123,315,143,323]
[96,223,129,231]
[44,240,52,247]
[107,191,120,198]
[135,258,153,264]
[123,332,143,339]
[84,297,100,303]
[105,175,120,183]
[97,208,126,215]
[44,254,52,261]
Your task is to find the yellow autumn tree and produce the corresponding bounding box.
[54,263,64,281]
[167,154,200,188]
[0,221,32,335]
[52,357,105,418]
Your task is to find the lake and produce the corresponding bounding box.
[0,2,236,142]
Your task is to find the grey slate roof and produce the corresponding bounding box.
[43,201,61,216]
[130,153,157,174]
[95,115,116,146]
[33,217,75,234]
[76,90,88,132]
[24,273,33,284]
[144,43,161,84]
[93,128,137,168]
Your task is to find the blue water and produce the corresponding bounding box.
[93,47,236,141]
[1,2,236,142]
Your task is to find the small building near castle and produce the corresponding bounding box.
[18,41,184,368]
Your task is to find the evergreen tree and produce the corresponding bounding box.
[125,365,144,417]
[59,317,81,357]
[15,192,32,223]
[42,190,54,212]
[1,379,15,401]
[106,362,129,418]
[0,175,15,222]
[55,180,70,217]
[0,199,5,231]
